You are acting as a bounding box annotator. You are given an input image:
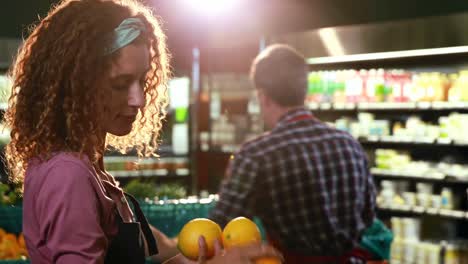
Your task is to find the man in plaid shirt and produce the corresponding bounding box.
[210,45,376,263]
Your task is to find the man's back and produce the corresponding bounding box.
[210,108,376,255]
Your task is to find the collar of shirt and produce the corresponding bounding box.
[274,107,314,130]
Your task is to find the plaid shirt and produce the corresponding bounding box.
[210,107,376,258]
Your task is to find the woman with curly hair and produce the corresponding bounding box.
[5,0,281,263]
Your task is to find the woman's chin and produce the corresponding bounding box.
[108,127,132,137]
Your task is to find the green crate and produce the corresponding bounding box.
[0,205,22,235]
[140,201,216,237]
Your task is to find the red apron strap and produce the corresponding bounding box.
[287,113,316,123]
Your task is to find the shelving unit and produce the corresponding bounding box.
[305,46,468,249]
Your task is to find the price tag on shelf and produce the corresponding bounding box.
[154,169,168,176]
[417,102,431,109]
[432,101,451,109]
[427,172,445,180]
[381,136,398,142]
[176,168,190,176]
[413,206,425,213]
[377,205,389,210]
[370,102,386,109]
[308,102,319,110]
[370,168,385,174]
[381,102,399,109]
[344,103,355,109]
[439,209,465,219]
[109,171,120,177]
[397,102,417,109]
[453,211,466,218]
[399,205,412,211]
[320,103,332,110]
[415,137,435,144]
[368,136,379,142]
[357,102,370,109]
[437,138,452,145]
[333,103,345,109]
[140,170,153,177]
[110,171,128,177]
[427,208,438,215]
[396,136,413,143]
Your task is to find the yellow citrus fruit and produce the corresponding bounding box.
[255,257,282,264]
[222,217,261,248]
[177,218,222,260]
[3,234,17,244]
[18,233,26,249]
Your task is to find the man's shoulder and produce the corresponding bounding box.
[236,131,274,156]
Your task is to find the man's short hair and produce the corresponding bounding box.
[250,44,308,107]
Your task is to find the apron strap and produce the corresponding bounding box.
[124,193,159,256]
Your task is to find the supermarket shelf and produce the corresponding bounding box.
[199,145,239,154]
[109,169,190,178]
[377,205,468,220]
[359,136,468,148]
[371,168,468,186]
[307,101,468,112]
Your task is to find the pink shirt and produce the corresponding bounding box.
[23,153,119,264]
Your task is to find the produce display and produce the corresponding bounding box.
[0,229,28,261]
[0,183,22,206]
[124,180,187,200]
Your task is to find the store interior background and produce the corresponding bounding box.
[2,1,468,263]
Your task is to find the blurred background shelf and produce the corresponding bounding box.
[308,101,468,112]
[372,168,468,186]
[358,137,468,148]
[377,206,468,221]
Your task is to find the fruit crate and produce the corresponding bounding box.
[140,198,217,237]
[0,205,22,235]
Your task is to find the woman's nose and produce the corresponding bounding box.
[128,82,145,107]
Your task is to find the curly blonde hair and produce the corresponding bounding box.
[5,0,171,183]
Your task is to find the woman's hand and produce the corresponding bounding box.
[163,236,283,264]
[150,225,179,262]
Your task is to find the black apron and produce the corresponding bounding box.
[104,193,158,264]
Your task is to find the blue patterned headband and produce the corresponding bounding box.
[105,17,147,55]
